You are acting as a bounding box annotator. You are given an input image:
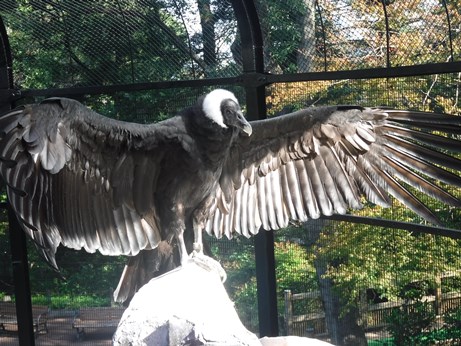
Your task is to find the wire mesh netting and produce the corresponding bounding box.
[3,76,460,345]
[0,0,240,88]
[0,1,461,345]
[1,1,459,89]
[255,0,460,73]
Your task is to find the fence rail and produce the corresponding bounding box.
[284,290,461,337]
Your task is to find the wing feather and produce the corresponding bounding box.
[256,174,269,230]
[233,180,243,236]
[264,172,278,229]
[381,155,461,207]
[284,161,307,221]
[240,175,249,233]
[93,193,114,255]
[384,134,461,171]
[270,170,288,228]
[208,106,461,238]
[248,181,260,234]
[296,159,320,219]
[79,174,99,252]
[141,217,161,248]
[95,192,122,255]
[305,157,331,216]
[319,146,353,211]
[279,164,297,220]
[214,207,225,238]
[0,98,179,268]
[313,150,343,215]
[379,170,440,225]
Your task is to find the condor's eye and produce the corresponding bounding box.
[224,108,234,116]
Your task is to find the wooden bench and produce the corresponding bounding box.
[0,302,48,336]
[72,306,125,340]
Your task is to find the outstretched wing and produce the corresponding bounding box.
[206,106,461,239]
[0,98,184,268]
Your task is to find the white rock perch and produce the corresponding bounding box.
[113,261,334,346]
[113,261,261,345]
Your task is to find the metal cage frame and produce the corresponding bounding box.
[1,0,461,343]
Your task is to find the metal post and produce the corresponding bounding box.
[0,15,13,111]
[231,0,279,336]
[0,15,36,345]
[8,208,35,345]
[284,290,293,335]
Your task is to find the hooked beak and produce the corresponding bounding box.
[237,112,252,136]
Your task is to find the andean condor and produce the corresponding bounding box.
[1,89,461,302]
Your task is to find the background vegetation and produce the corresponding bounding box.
[0,0,461,345]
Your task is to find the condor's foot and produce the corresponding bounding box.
[188,251,227,283]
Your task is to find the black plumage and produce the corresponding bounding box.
[1,89,461,302]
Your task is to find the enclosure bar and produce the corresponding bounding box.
[321,214,461,239]
[381,0,391,68]
[0,15,13,113]
[8,61,461,102]
[7,207,35,345]
[115,0,136,82]
[231,0,279,337]
[265,61,461,84]
[0,16,36,346]
[441,0,454,62]
[314,0,328,72]
[14,76,238,99]
[284,290,293,335]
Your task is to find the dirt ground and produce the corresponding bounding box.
[0,315,115,346]
[0,313,386,345]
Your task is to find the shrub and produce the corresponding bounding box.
[386,285,436,345]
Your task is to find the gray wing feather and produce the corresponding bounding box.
[0,98,172,268]
[206,106,461,238]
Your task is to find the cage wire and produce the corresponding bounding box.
[255,0,459,73]
[0,0,461,345]
[267,74,461,115]
[0,0,459,90]
[81,85,246,123]
[0,0,240,88]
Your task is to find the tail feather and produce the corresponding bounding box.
[113,241,176,304]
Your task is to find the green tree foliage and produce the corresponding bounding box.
[256,0,317,73]
[315,216,461,309]
[385,285,461,345]
[1,3,461,341]
[4,1,191,87]
[0,185,126,307]
[210,227,318,333]
[1,0,241,122]
[386,284,436,346]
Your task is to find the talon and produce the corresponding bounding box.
[193,242,202,253]
[189,254,227,283]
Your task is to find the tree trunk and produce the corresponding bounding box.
[297,0,316,72]
[197,0,216,74]
[305,220,368,346]
[255,0,316,73]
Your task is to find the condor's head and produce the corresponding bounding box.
[200,89,252,136]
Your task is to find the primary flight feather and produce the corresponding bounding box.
[1,89,461,302]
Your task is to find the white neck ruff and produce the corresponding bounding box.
[202,89,238,128]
